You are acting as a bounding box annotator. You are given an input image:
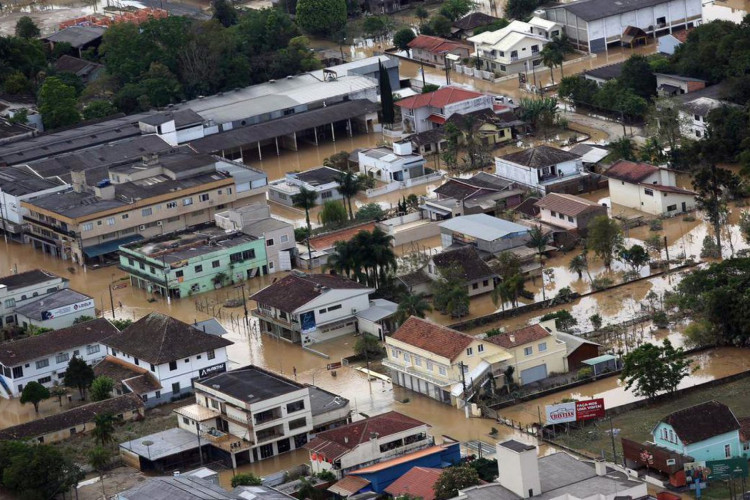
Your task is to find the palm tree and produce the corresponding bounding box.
[292,186,317,267]
[336,170,363,220]
[395,293,432,324]
[540,44,563,85]
[547,35,574,79]
[568,253,588,280]
[88,446,112,500]
[369,227,397,288]
[92,413,116,447]
[326,240,356,278]
[528,225,551,301]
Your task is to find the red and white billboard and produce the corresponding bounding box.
[545,398,605,424]
[575,398,606,421]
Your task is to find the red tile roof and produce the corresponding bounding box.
[308,222,377,251]
[407,35,470,55]
[396,86,485,110]
[648,184,696,195]
[535,193,606,217]
[605,160,658,183]
[304,411,427,460]
[384,467,442,500]
[487,323,551,349]
[672,28,693,43]
[391,317,474,360]
[427,114,446,125]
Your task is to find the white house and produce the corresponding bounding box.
[655,73,705,97]
[487,322,568,385]
[102,312,233,407]
[606,160,696,215]
[175,365,350,467]
[534,192,607,233]
[544,0,703,53]
[0,166,70,240]
[138,109,206,146]
[495,145,588,194]
[15,289,95,331]
[395,87,495,134]
[677,83,736,139]
[250,272,376,345]
[468,18,560,76]
[305,411,432,478]
[268,166,343,207]
[357,142,426,183]
[0,269,69,329]
[0,318,116,398]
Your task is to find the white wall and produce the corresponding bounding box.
[610,180,695,215]
[0,276,68,324]
[539,208,578,229]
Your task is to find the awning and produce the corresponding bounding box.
[582,354,617,366]
[83,234,143,258]
[427,114,446,125]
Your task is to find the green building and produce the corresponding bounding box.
[118,225,268,299]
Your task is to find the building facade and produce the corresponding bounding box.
[487,322,568,385]
[468,19,556,76]
[0,269,68,328]
[358,142,426,183]
[606,160,696,215]
[407,35,472,67]
[15,289,95,331]
[535,192,608,233]
[495,145,588,195]
[396,87,495,134]
[0,166,70,240]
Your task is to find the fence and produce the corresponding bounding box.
[365,171,444,198]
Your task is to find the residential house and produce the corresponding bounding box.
[655,73,706,97]
[101,312,233,407]
[395,87,495,134]
[658,28,692,55]
[451,13,503,39]
[22,148,268,264]
[44,26,106,57]
[495,145,590,194]
[358,141,426,183]
[487,322,568,385]
[553,330,601,370]
[119,225,268,299]
[445,108,514,147]
[652,401,744,461]
[268,166,343,207]
[677,82,735,139]
[427,246,497,297]
[250,271,375,345]
[0,165,70,240]
[439,214,531,255]
[622,437,694,488]
[456,440,648,499]
[407,35,471,67]
[14,288,95,331]
[0,393,144,444]
[544,0,703,53]
[582,61,625,86]
[53,55,104,84]
[422,172,522,221]
[384,317,512,405]
[304,411,432,478]
[299,222,377,269]
[94,356,163,403]
[0,269,68,328]
[175,365,350,468]
[468,18,558,76]
[535,192,607,233]
[0,318,117,398]
[605,160,696,215]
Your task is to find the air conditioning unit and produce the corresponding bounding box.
[157,221,163,226]
[666,459,676,466]
[139,225,146,231]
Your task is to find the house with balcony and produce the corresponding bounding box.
[118,225,268,299]
[384,317,512,406]
[357,141,426,183]
[495,145,590,195]
[250,272,375,345]
[487,322,568,385]
[467,18,556,76]
[407,35,471,67]
[395,87,495,134]
[0,269,68,328]
[174,365,350,469]
[305,411,432,479]
[0,318,117,398]
[102,312,233,407]
[268,166,344,207]
[606,160,696,215]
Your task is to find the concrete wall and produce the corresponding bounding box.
[18,304,96,331]
[0,276,68,327]
[609,180,695,215]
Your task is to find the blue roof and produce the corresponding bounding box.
[85,234,143,258]
[582,354,617,365]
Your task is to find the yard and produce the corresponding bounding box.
[551,376,750,499]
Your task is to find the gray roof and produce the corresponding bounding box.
[192,318,228,337]
[654,73,706,83]
[196,366,305,404]
[120,427,201,461]
[26,190,128,219]
[439,214,530,241]
[355,299,398,322]
[681,97,736,117]
[308,385,350,416]
[0,165,67,196]
[120,474,295,500]
[549,0,674,21]
[242,217,292,237]
[295,166,342,186]
[140,109,204,128]
[554,330,600,355]
[45,26,106,47]
[499,440,535,452]
[14,288,92,320]
[500,145,580,169]
[583,62,625,81]
[0,269,61,290]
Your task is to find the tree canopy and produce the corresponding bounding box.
[38,77,81,130]
[20,381,50,413]
[620,339,692,400]
[296,0,347,36]
[0,441,82,499]
[433,466,481,500]
[587,216,623,268]
[64,356,95,399]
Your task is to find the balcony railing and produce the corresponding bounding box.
[379,438,433,460]
[256,430,285,443]
[253,308,293,327]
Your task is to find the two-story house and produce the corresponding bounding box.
[652,401,744,462]
[438,214,531,255]
[535,192,607,234]
[655,73,706,97]
[0,269,68,328]
[175,365,351,468]
[407,35,471,67]
[250,272,374,345]
[358,141,426,184]
[101,312,233,407]
[426,246,498,297]
[468,18,557,76]
[677,82,734,139]
[14,288,95,331]
[0,318,117,398]
[268,167,344,207]
[605,160,696,216]
[305,411,431,478]
[384,317,512,406]
[396,87,495,134]
[421,172,522,221]
[495,145,590,195]
[487,322,568,385]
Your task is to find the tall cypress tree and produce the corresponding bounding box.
[379,61,394,126]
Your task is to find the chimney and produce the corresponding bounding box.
[496,440,541,499]
[142,153,160,167]
[344,436,349,444]
[509,334,515,344]
[595,458,607,476]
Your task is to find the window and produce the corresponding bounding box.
[172,382,180,394]
[143,394,148,402]
[426,360,433,371]
[267,238,274,247]
[166,201,177,209]
[212,260,221,268]
[466,347,473,356]
[725,444,732,458]
[289,417,307,430]
[281,235,289,243]
[472,283,479,290]
[107,217,115,226]
[207,350,216,360]
[568,216,574,222]
[327,304,342,312]
[122,214,129,220]
[169,360,177,371]
[183,417,190,425]
[97,220,102,226]
[82,222,93,232]
[38,376,51,384]
[4,298,15,308]
[404,354,410,363]
[12,366,23,378]
[414,356,422,367]
[199,193,210,202]
[56,353,69,364]
[155,390,160,398]
[644,188,654,196]
[321,191,333,199]
[483,280,489,287]
[287,400,305,413]
[558,213,565,219]
[478,344,484,353]
[142,207,153,217]
[86,345,100,355]
[667,204,677,211]
[695,130,702,138]
[439,366,447,376]
[183,197,193,206]
[391,348,398,358]
[70,428,77,435]
[176,270,184,278]
[744,442,750,452]
[35,359,49,369]
[656,15,666,24]
[150,266,156,274]
[538,342,547,352]
[150,364,155,371]
[524,346,533,356]
[133,358,139,366]
[195,265,203,273]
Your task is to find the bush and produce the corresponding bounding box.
[316,470,336,481]
[577,367,593,380]
[355,203,385,221]
[622,270,641,283]
[485,328,502,338]
[294,227,311,243]
[652,310,669,329]
[590,276,614,291]
[700,235,721,258]
[648,219,663,231]
[231,473,262,487]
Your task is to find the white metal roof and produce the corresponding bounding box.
[439,214,530,241]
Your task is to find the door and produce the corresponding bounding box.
[279,250,292,271]
[682,202,687,212]
[520,364,547,385]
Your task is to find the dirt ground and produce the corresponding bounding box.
[77,466,148,500]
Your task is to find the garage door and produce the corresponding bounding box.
[520,364,547,385]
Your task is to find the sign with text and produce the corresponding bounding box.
[707,458,749,480]
[546,398,606,424]
[41,298,94,320]
[575,398,606,421]
[198,362,226,378]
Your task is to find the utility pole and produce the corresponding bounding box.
[235,284,249,325]
[663,235,670,274]
[0,189,8,243]
[609,417,618,464]
[109,274,116,319]
[458,361,468,418]
[196,422,204,466]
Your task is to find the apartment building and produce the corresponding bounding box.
[0,269,68,328]
[22,148,267,264]
[0,318,117,398]
[0,166,69,240]
[175,366,351,468]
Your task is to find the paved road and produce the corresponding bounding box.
[561,109,646,145]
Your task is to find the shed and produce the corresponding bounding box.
[582,354,618,375]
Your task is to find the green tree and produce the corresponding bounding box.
[363,16,389,39]
[88,446,112,499]
[429,15,452,37]
[318,200,348,228]
[50,382,68,407]
[606,137,637,162]
[415,6,429,21]
[587,215,623,268]
[20,381,50,413]
[323,150,350,170]
[469,457,498,482]
[692,163,739,251]
[2,444,82,499]
[296,0,347,37]
[355,334,385,358]
[505,0,542,19]
[393,28,416,56]
[439,0,472,21]
[519,97,558,137]
[111,318,133,330]
[15,16,40,39]
[231,473,262,487]
[336,170,364,220]
[568,253,588,280]
[540,309,577,331]
[379,61,394,126]
[589,313,603,331]
[558,76,599,107]
[3,72,30,94]
[433,466,481,500]
[646,97,687,153]
[212,0,238,27]
[292,186,318,266]
[90,376,115,402]
[394,293,432,323]
[619,54,656,99]
[355,202,385,221]
[38,77,81,130]
[620,339,692,400]
[82,100,117,120]
[432,264,470,318]
[527,225,551,300]
[540,42,564,85]
[63,355,95,399]
[92,413,117,446]
[618,244,649,272]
